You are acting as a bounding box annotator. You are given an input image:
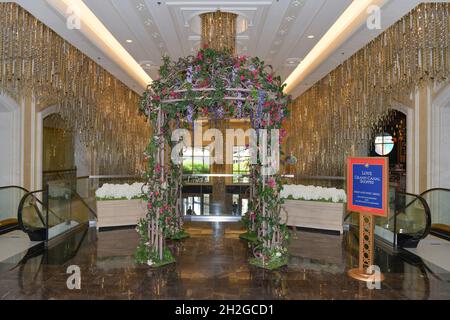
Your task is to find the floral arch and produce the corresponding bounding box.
[136,48,291,269]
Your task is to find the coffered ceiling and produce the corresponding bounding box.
[11,0,421,96]
[79,0,352,81]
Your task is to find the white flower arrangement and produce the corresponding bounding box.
[95,182,148,200]
[281,184,347,203]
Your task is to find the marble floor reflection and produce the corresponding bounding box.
[0,222,449,300]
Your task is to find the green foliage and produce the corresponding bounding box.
[138,47,292,270]
[249,255,289,270]
[239,231,258,243]
[170,229,190,240]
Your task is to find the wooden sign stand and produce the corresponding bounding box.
[347,212,384,282]
[347,157,388,283]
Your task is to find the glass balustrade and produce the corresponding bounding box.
[46,180,91,240]
[345,185,431,249]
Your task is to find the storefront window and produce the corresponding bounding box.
[182,147,210,174]
[232,146,250,183]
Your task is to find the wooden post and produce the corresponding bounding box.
[347,211,384,282]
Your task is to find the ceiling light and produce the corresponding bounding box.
[283,0,386,95]
[307,35,315,39]
[126,39,133,43]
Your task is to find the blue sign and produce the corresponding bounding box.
[351,164,383,210]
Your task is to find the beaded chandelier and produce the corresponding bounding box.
[201,11,237,54]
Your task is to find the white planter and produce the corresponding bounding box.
[284,200,345,234]
[96,199,147,229]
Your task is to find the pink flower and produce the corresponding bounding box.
[240,75,245,81]
[197,51,203,60]
[155,164,161,173]
[268,178,276,189]
[267,74,273,83]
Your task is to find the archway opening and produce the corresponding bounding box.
[42,113,76,186]
[370,109,407,192]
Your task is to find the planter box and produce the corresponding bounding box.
[284,200,345,234]
[96,199,147,229]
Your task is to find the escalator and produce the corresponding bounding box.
[391,191,431,248]
[0,186,28,235]
[344,187,432,249]
[419,188,450,241]
[1,182,97,243]
[344,186,450,249]
[17,189,49,241]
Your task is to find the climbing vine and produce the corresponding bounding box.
[136,48,291,269]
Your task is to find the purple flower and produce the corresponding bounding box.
[215,105,224,119]
[253,89,265,128]
[186,65,193,83]
[236,92,243,118]
[231,67,237,83]
[186,104,194,123]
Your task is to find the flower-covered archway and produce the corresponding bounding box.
[137,48,291,269]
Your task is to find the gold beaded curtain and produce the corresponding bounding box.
[0,3,151,175]
[201,11,237,54]
[284,3,449,177]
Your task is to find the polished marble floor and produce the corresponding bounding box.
[0,222,449,300]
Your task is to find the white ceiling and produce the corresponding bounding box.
[82,0,353,82]
[11,0,421,96]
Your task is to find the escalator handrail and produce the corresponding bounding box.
[17,188,67,228]
[395,191,432,240]
[399,188,450,213]
[0,185,29,192]
[343,190,432,241]
[18,189,47,235]
[419,188,450,197]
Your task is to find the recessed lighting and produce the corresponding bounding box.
[126,39,133,43]
[284,0,383,94]
[307,35,315,39]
